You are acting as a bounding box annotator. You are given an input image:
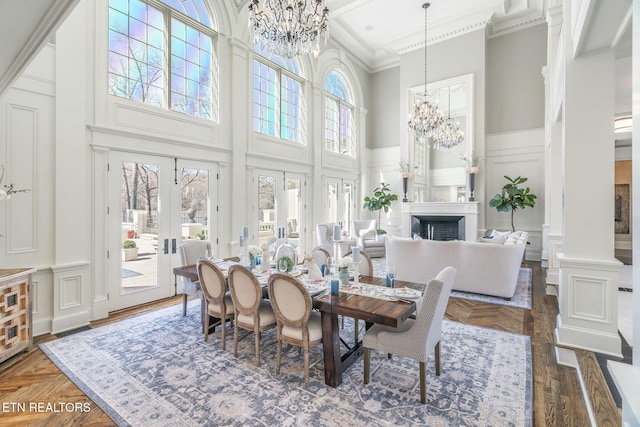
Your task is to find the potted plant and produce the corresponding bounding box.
[122,239,139,262]
[363,182,398,235]
[489,176,537,231]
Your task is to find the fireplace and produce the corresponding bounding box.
[411,215,465,241]
[401,202,478,242]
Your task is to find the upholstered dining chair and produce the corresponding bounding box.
[309,246,330,268]
[197,259,235,349]
[363,266,457,404]
[227,264,277,367]
[267,273,323,387]
[343,250,373,277]
[178,239,212,316]
[274,243,298,266]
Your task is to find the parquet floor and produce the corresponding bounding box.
[0,263,598,426]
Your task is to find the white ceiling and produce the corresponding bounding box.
[0,0,79,95]
[325,0,547,71]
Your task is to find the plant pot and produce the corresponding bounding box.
[122,247,139,262]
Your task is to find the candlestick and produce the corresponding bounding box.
[333,224,341,241]
[242,226,249,239]
[352,246,361,263]
[239,236,244,247]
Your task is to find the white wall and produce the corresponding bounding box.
[485,128,545,260]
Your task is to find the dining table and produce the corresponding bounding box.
[173,262,426,388]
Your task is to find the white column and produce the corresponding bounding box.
[556,6,621,358]
[52,1,92,332]
[543,5,563,287]
[228,38,250,257]
[608,2,640,425]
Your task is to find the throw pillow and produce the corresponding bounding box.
[490,229,511,239]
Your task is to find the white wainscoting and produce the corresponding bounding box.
[486,128,545,260]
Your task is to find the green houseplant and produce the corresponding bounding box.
[489,176,537,232]
[362,182,398,235]
[122,239,139,262]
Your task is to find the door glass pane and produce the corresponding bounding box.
[286,178,300,246]
[326,181,338,224]
[181,168,209,240]
[258,174,276,246]
[120,161,159,291]
[342,183,353,236]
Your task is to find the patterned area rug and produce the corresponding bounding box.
[371,258,532,309]
[40,301,532,426]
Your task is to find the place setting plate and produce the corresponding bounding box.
[386,287,422,300]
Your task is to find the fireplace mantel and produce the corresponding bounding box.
[401,202,479,241]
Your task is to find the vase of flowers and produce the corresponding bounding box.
[397,160,413,202]
[248,245,260,270]
[460,152,483,201]
[338,256,353,285]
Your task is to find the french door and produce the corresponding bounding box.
[255,170,305,253]
[108,151,216,311]
[323,178,356,237]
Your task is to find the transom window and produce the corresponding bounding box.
[108,0,218,121]
[253,46,305,143]
[324,71,355,157]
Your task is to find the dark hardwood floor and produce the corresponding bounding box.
[0,263,607,426]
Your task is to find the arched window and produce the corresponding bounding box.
[253,46,305,143]
[107,0,218,121]
[324,71,355,157]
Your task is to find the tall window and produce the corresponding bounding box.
[253,47,305,143]
[108,0,218,121]
[324,71,355,157]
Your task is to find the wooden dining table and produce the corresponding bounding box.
[173,263,425,388]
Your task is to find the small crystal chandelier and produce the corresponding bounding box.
[431,88,464,150]
[408,3,445,142]
[248,0,330,59]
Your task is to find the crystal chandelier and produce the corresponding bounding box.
[248,0,330,59]
[431,88,464,151]
[408,3,445,142]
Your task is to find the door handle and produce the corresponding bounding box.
[172,238,177,254]
[163,239,169,254]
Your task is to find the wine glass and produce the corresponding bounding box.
[278,258,289,273]
[386,265,397,288]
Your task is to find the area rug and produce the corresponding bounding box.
[371,258,532,309]
[121,268,142,279]
[40,301,532,426]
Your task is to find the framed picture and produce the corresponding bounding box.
[615,183,630,234]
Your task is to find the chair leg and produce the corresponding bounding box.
[183,294,187,316]
[204,313,210,342]
[221,317,226,350]
[354,319,359,343]
[303,344,309,387]
[275,338,282,375]
[233,322,239,357]
[255,330,261,367]
[363,347,370,384]
[419,361,426,404]
[435,341,441,376]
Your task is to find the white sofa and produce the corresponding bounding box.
[386,231,528,298]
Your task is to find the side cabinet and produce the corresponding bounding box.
[0,268,35,364]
